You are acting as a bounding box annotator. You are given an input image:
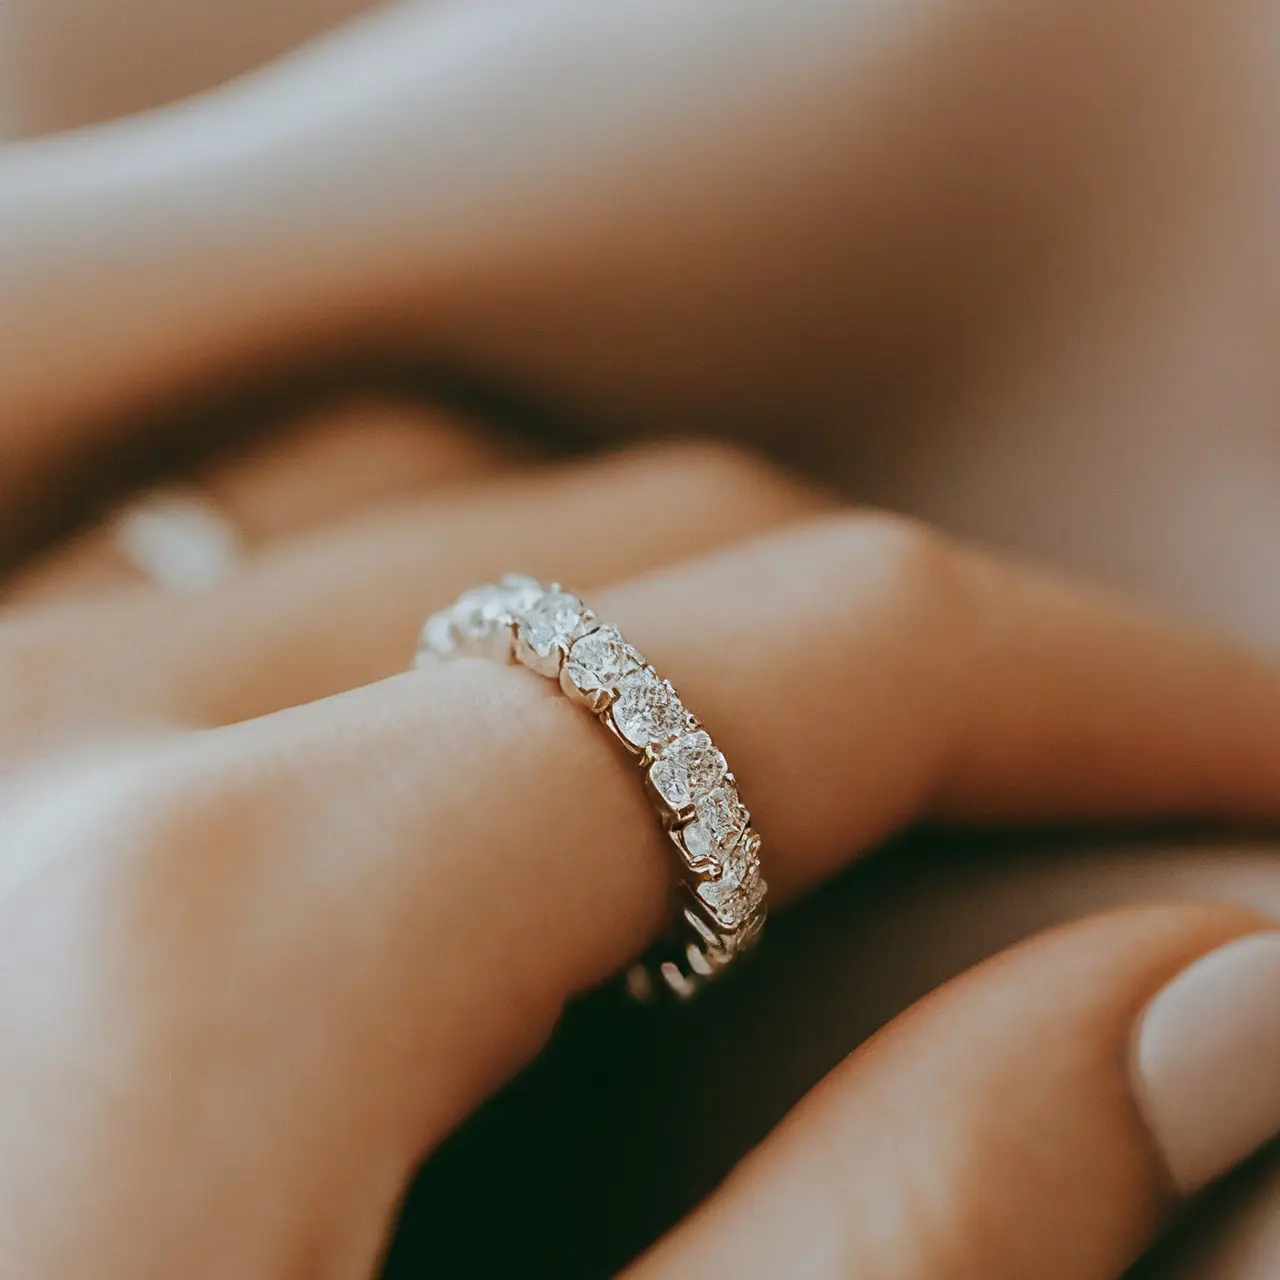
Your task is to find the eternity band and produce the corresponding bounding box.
[417,575,768,1000]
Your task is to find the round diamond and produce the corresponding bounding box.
[565,626,641,696]
[612,669,686,749]
[649,731,727,811]
[518,591,586,657]
[697,864,767,930]
[498,574,547,616]
[681,785,748,865]
[421,609,456,657]
[452,587,513,641]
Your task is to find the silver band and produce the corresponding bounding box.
[111,488,242,595]
[418,574,768,1000]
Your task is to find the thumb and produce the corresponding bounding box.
[625,903,1280,1280]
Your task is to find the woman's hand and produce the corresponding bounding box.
[1,0,1268,536]
[4,426,1280,1275]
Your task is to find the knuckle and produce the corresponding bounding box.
[0,736,266,1030]
[0,740,244,1102]
[0,740,200,868]
[666,438,782,494]
[824,510,972,619]
[277,397,498,480]
[330,399,456,457]
[642,438,821,520]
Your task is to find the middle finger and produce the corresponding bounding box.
[2,396,510,607]
[0,442,824,756]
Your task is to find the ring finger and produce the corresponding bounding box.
[71,511,1280,1188]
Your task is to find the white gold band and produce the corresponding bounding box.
[418,574,768,1000]
[111,488,242,595]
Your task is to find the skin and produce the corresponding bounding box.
[1,0,1279,1271]
[0,0,1270,516]
[3,417,1280,1276]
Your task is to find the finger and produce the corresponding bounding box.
[165,513,1280,1155]
[0,0,1209,491]
[2,396,509,606]
[0,442,825,750]
[626,904,1280,1280]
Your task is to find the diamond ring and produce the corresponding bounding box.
[111,487,243,595]
[418,574,768,1000]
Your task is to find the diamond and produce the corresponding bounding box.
[564,626,641,696]
[649,731,727,811]
[518,590,586,658]
[697,863,767,930]
[681,785,748,866]
[497,574,546,616]
[736,829,763,872]
[612,669,686,749]
[426,576,550,660]
[451,586,515,641]
[420,609,456,658]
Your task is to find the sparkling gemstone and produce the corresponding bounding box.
[518,590,586,657]
[697,864,767,930]
[498,574,547,616]
[649,731,727,811]
[736,829,763,872]
[612,669,686,749]
[564,626,641,695]
[421,610,456,657]
[681,785,748,865]
[452,587,513,640]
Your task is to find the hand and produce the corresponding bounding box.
[4,420,1280,1275]
[0,0,1266,532]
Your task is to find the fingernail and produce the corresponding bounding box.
[1134,932,1280,1196]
